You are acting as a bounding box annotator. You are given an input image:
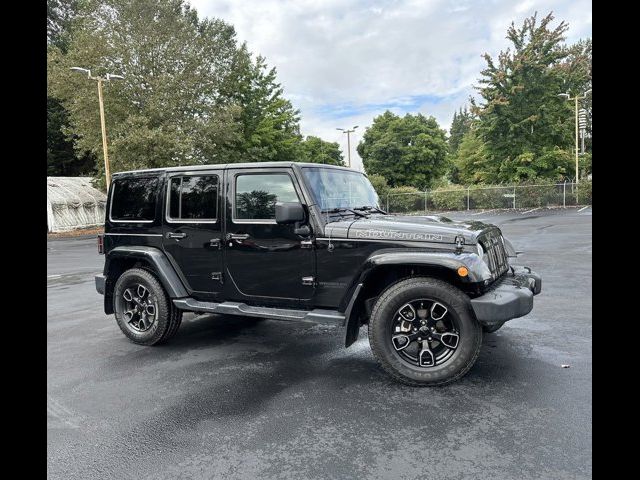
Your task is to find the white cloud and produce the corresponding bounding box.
[189,0,592,171]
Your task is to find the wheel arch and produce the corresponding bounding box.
[103,246,188,314]
[343,252,478,348]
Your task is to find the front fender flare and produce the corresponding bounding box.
[343,249,490,347]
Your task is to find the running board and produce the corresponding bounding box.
[172,298,345,324]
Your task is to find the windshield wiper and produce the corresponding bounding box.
[353,205,387,215]
[321,207,368,218]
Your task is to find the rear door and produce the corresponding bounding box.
[162,170,224,299]
[223,167,315,301]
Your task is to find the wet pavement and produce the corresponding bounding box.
[47,207,592,479]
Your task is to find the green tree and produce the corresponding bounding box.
[221,45,303,163]
[48,0,96,177]
[298,136,345,166]
[47,0,78,51]
[48,0,305,188]
[451,129,489,184]
[357,111,449,189]
[471,12,591,182]
[367,173,389,199]
[448,107,473,154]
[47,97,95,176]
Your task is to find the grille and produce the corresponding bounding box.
[480,230,509,280]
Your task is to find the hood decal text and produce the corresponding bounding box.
[353,229,444,242]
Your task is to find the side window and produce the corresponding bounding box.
[235,173,299,221]
[110,177,159,222]
[167,175,218,221]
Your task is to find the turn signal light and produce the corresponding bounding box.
[457,266,469,277]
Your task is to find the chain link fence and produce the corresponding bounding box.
[385,182,592,215]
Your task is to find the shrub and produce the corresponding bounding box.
[368,174,390,200]
[468,185,512,209]
[514,183,560,208]
[386,186,423,214]
[576,180,592,205]
[428,185,466,211]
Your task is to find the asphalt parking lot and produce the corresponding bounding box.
[47,207,592,480]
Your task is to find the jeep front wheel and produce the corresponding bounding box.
[368,277,482,386]
[113,268,182,345]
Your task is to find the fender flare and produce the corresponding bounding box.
[343,249,489,347]
[105,246,189,299]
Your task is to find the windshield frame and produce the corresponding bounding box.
[300,166,380,215]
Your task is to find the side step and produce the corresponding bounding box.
[173,298,345,325]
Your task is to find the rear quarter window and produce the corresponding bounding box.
[110,177,159,222]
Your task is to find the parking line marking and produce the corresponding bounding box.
[48,274,62,278]
[522,207,541,214]
[578,206,590,212]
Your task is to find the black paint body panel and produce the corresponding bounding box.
[99,162,538,329]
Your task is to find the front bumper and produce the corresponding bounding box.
[470,266,541,326]
[95,274,106,295]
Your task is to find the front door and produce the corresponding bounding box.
[162,171,224,299]
[224,167,315,301]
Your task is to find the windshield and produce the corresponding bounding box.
[302,167,380,211]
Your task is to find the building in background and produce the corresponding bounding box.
[47,177,106,233]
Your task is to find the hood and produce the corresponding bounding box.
[324,214,498,245]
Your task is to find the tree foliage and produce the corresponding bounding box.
[47,0,306,188]
[450,129,489,185]
[448,107,473,154]
[470,12,592,183]
[298,136,345,166]
[220,46,303,163]
[47,97,95,176]
[357,111,449,189]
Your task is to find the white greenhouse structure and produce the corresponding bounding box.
[47,177,107,233]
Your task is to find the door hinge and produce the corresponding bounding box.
[209,238,221,249]
[302,276,315,286]
[211,272,224,283]
[300,239,313,249]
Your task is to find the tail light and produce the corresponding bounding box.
[97,234,104,254]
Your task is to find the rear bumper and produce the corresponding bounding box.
[470,266,541,326]
[95,274,106,295]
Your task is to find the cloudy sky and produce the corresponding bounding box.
[190,0,592,170]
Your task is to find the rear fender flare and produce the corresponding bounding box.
[105,246,188,299]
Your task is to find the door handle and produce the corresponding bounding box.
[166,232,187,239]
[228,233,250,241]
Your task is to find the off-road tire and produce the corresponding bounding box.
[159,305,183,343]
[368,277,483,387]
[113,268,180,345]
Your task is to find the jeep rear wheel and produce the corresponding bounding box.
[368,277,482,386]
[113,268,182,345]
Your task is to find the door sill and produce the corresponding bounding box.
[173,298,345,325]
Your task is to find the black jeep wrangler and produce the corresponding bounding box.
[95,162,541,386]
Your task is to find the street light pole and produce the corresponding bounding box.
[336,126,359,168]
[558,89,591,184]
[70,68,124,188]
[96,77,111,188]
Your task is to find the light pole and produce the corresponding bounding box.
[70,67,124,188]
[558,89,591,184]
[336,126,358,168]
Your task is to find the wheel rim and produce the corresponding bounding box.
[390,299,460,368]
[119,282,158,333]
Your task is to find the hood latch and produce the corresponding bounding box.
[454,235,465,254]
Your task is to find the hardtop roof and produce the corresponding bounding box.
[112,161,363,176]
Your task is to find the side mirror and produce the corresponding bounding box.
[275,202,305,224]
